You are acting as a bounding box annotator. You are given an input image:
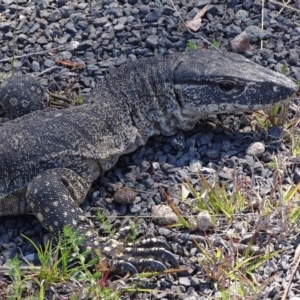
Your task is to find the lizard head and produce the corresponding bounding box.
[173,50,298,118]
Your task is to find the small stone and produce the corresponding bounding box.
[176,153,190,167]
[76,40,93,51]
[231,31,251,53]
[145,11,161,22]
[288,49,299,65]
[170,131,185,150]
[206,149,219,159]
[58,33,71,45]
[190,277,200,287]
[36,36,48,44]
[118,17,128,25]
[0,234,9,243]
[94,17,109,27]
[24,253,36,261]
[57,0,67,6]
[235,9,249,19]
[114,188,137,204]
[60,6,75,18]
[129,202,141,214]
[163,5,173,15]
[196,132,213,145]
[152,205,179,225]
[242,0,252,9]
[77,3,88,9]
[146,35,159,47]
[280,255,291,270]
[152,162,160,170]
[0,3,8,11]
[189,159,202,173]
[293,168,300,184]
[246,142,265,158]
[114,24,124,31]
[29,23,40,34]
[0,22,12,33]
[221,140,231,152]
[86,65,100,77]
[49,10,62,22]
[158,227,173,236]
[65,22,77,35]
[178,277,191,287]
[139,5,150,15]
[4,32,13,40]
[267,126,281,140]
[17,33,28,43]
[244,25,270,43]
[140,160,150,172]
[197,211,212,231]
[31,61,40,72]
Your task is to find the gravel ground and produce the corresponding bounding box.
[1,0,300,299]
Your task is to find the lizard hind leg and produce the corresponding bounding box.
[26,168,100,253]
[26,168,179,274]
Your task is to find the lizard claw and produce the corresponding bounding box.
[126,259,167,273]
[100,238,179,274]
[122,247,179,269]
[111,260,138,275]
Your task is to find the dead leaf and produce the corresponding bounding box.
[186,3,209,32]
[180,183,191,200]
[55,58,85,69]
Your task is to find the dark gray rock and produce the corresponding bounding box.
[145,11,161,22]
[31,61,40,72]
[49,10,62,22]
[178,277,191,287]
[267,126,281,140]
[76,40,93,51]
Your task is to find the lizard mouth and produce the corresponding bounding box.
[179,93,297,118]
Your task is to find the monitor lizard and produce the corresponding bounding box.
[0,50,297,274]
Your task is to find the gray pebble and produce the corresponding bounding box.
[146,35,159,47]
[189,159,202,173]
[267,126,281,140]
[31,61,40,72]
[246,142,265,158]
[206,149,219,159]
[114,188,137,204]
[197,211,212,231]
[145,11,161,22]
[235,9,249,19]
[178,277,191,287]
[114,24,124,31]
[152,205,179,225]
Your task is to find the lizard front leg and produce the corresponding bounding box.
[26,168,178,274]
[0,75,49,119]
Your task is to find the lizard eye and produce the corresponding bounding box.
[218,81,234,92]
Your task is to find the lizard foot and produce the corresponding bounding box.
[100,237,179,274]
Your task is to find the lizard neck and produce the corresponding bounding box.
[89,54,199,141]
